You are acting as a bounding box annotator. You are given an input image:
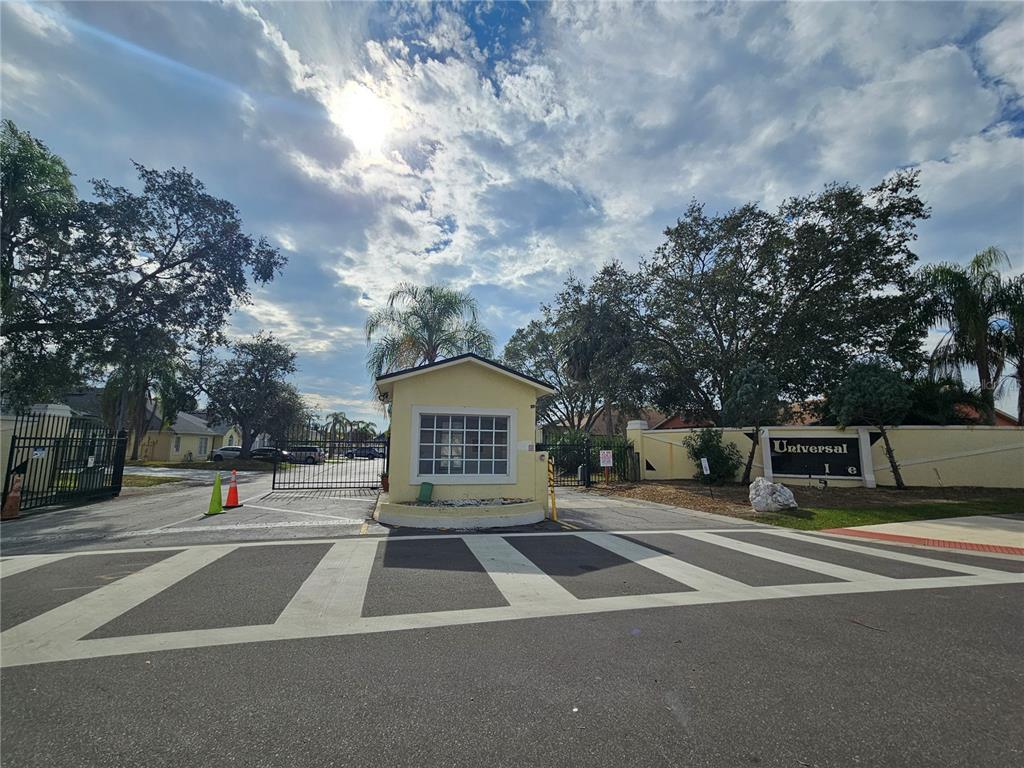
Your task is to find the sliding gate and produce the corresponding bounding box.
[272,423,389,490]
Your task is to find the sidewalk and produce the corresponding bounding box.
[824,513,1024,556]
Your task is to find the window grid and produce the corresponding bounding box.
[417,414,510,476]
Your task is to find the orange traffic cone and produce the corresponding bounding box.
[224,469,243,509]
[2,474,23,520]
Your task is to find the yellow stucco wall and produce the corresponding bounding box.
[386,363,545,503]
[139,431,212,462]
[630,425,1024,489]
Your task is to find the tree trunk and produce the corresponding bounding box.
[1018,379,1023,426]
[604,397,613,436]
[741,428,758,485]
[976,347,996,425]
[240,425,253,459]
[879,426,905,490]
[130,372,147,461]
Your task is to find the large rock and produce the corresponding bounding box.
[748,477,798,514]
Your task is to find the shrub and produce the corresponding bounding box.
[682,428,743,485]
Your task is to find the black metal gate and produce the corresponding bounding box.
[3,412,128,512]
[538,438,639,487]
[272,422,389,490]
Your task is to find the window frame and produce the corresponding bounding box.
[173,435,181,453]
[410,405,517,485]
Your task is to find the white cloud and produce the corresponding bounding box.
[2,1,72,42]
[978,9,1024,97]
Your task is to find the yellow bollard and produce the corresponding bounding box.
[547,456,557,522]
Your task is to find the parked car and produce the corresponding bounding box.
[344,446,386,459]
[212,446,242,461]
[250,447,290,463]
[288,445,325,465]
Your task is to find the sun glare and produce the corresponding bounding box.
[334,82,393,156]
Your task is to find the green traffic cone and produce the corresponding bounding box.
[206,473,224,516]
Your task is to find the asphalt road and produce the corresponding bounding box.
[2,484,1022,767]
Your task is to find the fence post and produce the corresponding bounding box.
[584,437,592,487]
[111,429,128,497]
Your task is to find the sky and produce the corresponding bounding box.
[2,0,1022,425]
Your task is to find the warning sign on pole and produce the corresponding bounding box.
[599,450,613,467]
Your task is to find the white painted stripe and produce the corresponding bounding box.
[5,569,1022,668]
[760,530,1016,577]
[678,531,894,582]
[462,535,577,606]
[275,539,378,627]
[0,553,74,579]
[244,504,369,521]
[0,545,235,657]
[577,532,754,597]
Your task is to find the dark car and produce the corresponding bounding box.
[344,446,386,459]
[250,447,291,463]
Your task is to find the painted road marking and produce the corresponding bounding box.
[462,535,577,606]
[678,531,895,583]
[579,532,752,597]
[0,553,74,579]
[0,534,1020,667]
[276,540,378,627]
[1,546,235,663]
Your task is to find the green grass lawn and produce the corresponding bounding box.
[121,474,185,488]
[765,496,1023,531]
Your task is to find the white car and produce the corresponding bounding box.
[212,446,242,461]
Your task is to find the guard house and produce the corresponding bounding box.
[374,353,555,528]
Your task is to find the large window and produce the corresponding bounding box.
[198,437,208,456]
[415,411,513,480]
[173,436,181,453]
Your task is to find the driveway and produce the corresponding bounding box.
[123,466,262,481]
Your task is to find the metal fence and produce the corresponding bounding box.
[538,438,639,487]
[3,412,127,512]
[272,423,389,490]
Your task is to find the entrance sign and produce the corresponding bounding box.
[599,450,614,468]
[769,436,861,478]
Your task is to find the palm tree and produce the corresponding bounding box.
[921,247,1011,424]
[997,275,1024,424]
[364,283,495,378]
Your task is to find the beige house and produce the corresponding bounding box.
[374,354,555,528]
[139,412,217,462]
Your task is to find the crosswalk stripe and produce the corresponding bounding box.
[577,532,754,598]
[760,530,1011,577]
[0,553,73,579]
[677,531,894,582]
[275,539,378,628]
[462,535,577,606]
[0,545,236,663]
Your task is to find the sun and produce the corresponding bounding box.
[333,82,394,156]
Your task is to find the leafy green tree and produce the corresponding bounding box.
[904,376,987,426]
[828,361,912,489]
[502,313,601,433]
[722,362,783,484]
[558,263,648,436]
[1,121,286,407]
[347,420,378,441]
[682,429,743,485]
[205,333,299,458]
[0,120,86,404]
[642,172,929,417]
[364,283,494,378]
[920,247,1012,424]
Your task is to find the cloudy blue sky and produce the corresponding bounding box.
[3,0,1022,424]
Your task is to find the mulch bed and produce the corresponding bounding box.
[582,480,1022,521]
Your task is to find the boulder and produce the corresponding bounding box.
[748,477,798,514]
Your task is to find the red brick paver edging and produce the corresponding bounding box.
[822,527,1024,557]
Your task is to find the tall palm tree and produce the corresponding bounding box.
[364,283,495,378]
[997,275,1024,424]
[921,246,1011,424]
